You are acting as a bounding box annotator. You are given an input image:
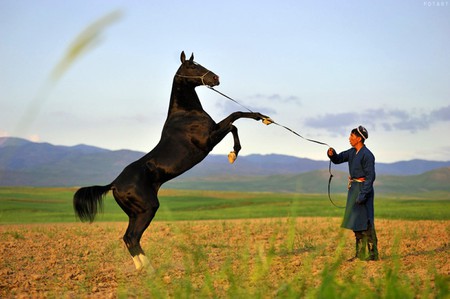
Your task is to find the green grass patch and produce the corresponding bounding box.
[0,187,449,224]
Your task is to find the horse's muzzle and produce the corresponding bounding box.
[209,75,220,87]
[203,72,219,87]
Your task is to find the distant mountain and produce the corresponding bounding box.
[166,167,450,194]
[1,137,450,194]
[0,137,142,186]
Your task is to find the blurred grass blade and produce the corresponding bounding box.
[14,10,122,137]
[50,10,122,81]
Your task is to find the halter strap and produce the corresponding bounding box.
[175,70,211,86]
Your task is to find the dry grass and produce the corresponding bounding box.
[1,218,449,298]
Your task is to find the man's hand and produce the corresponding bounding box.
[327,148,335,157]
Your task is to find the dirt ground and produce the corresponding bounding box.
[1,218,449,298]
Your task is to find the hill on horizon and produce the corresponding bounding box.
[1,137,449,193]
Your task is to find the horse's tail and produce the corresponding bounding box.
[73,184,112,223]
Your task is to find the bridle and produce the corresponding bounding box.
[175,68,211,86]
[208,87,344,209]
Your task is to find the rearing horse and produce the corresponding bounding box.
[73,51,271,271]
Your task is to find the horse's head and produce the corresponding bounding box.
[175,51,220,87]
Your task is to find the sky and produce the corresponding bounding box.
[1,1,449,163]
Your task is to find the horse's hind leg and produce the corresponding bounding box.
[125,214,156,271]
[113,187,159,271]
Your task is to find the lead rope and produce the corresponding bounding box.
[208,86,344,209]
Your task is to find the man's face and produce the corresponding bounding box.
[349,133,361,148]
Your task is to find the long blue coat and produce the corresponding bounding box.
[328,146,376,231]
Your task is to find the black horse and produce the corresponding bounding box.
[73,51,271,271]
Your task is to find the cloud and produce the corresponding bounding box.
[304,105,450,135]
[430,105,450,121]
[249,93,302,105]
[208,91,294,117]
[213,93,299,117]
[305,112,357,128]
[214,99,277,116]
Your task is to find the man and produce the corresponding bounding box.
[327,125,379,261]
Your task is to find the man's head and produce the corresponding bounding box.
[349,125,368,147]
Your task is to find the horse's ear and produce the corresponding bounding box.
[189,53,194,62]
[180,51,186,63]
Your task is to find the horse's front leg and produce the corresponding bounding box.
[209,123,240,159]
[211,111,272,163]
[219,111,271,124]
[227,125,241,163]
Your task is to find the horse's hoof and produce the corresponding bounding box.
[132,255,143,270]
[133,254,155,274]
[139,254,150,268]
[262,117,274,125]
[228,151,237,164]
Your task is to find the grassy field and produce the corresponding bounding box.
[0,187,449,223]
[1,187,449,298]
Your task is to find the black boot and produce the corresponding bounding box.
[366,241,379,261]
[366,226,379,261]
[348,238,366,261]
[358,237,367,260]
